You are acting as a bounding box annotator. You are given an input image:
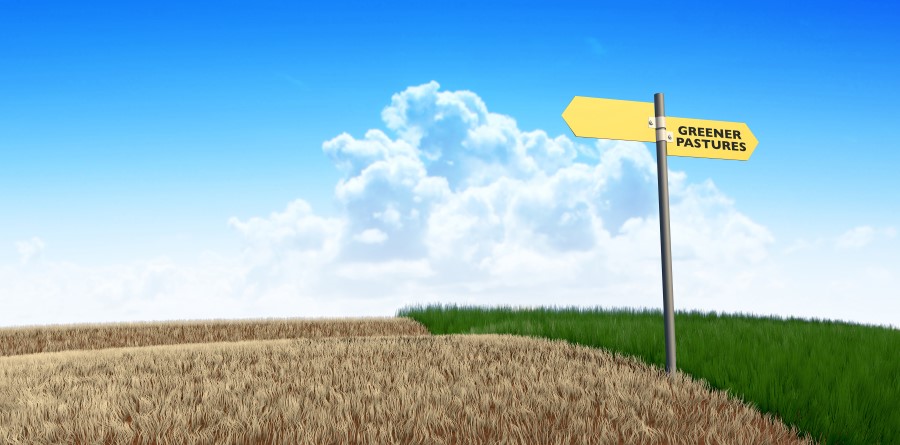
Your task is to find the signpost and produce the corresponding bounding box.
[562,94,757,375]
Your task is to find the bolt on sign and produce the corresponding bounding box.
[562,94,758,375]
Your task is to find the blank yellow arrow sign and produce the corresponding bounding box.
[562,96,655,142]
[562,96,758,161]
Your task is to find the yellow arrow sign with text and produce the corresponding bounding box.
[562,96,758,161]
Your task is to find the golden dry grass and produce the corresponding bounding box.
[0,317,430,357]
[0,318,814,445]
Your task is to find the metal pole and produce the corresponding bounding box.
[654,92,677,375]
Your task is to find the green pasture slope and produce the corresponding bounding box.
[397,304,900,445]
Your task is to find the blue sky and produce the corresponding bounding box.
[2,1,898,329]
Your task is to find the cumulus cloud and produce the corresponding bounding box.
[354,229,388,244]
[2,81,897,330]
[15,237,45,265]
[224,81,778,318]
[227,199,344,263]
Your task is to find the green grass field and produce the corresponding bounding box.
[396,304,900,445]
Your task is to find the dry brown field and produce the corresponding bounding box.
[0,317,815,444]
[0,317,431,357]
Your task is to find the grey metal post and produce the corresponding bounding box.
[654,92,677,375]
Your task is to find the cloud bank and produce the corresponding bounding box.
[2,82,897,329]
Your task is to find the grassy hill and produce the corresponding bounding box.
[398,304,900,445]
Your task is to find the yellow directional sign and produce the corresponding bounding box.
[666,117,757,161]
[562,96,758,161]
[562,96,655,143]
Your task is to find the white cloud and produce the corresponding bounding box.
[354,228,388,244]
[832,225,897,251]
[15,237,45,265]
[1,82,897,330]
[586,37,606,56]
[227,199,344,262]
[835,225,875,249]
